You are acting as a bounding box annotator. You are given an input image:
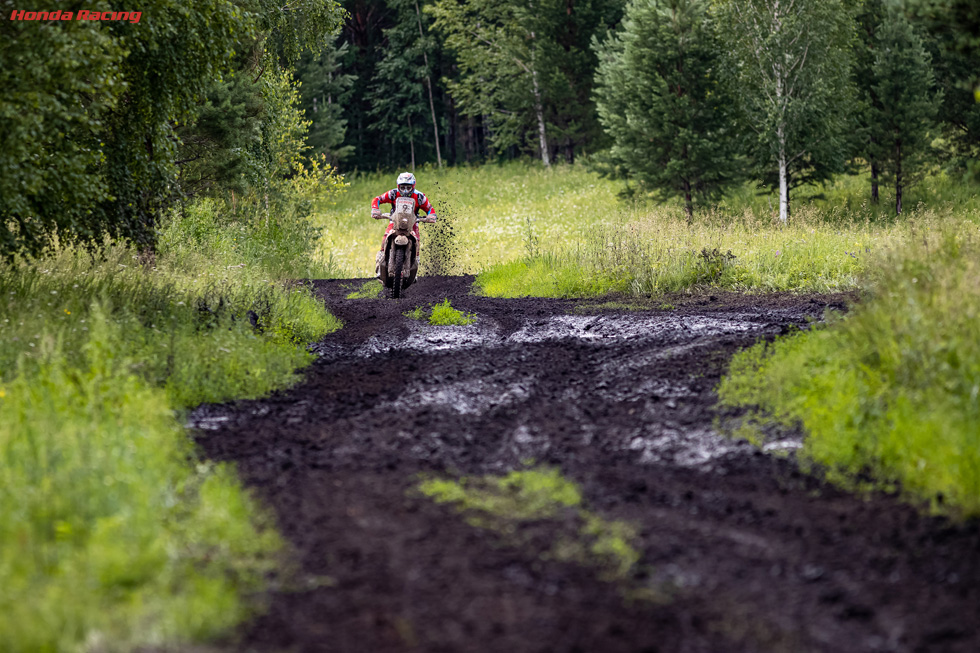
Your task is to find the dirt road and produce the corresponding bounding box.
[193,276,980,653]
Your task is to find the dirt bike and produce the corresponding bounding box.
[374,196,436,298]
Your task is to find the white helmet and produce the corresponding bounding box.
[396,171,416,197]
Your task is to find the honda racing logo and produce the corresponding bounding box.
[9,10,142,23]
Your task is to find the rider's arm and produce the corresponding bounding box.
[371,190,396,210]
[416,192,437,221]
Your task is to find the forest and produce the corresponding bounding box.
[3,0,980,259]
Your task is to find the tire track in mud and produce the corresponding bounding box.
[194,276,980,653]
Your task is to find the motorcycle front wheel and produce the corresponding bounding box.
[391,247,405,299]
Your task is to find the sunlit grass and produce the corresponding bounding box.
[718,223,980,516]
[314,161,980,298]
[427,298,476,325]
[475,204,964,297]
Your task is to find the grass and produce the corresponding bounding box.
[313,161,980,300]
[474,203,976,298]
[0,201,341,650]
[403,298,477,325]
[418,468,640,582]
[428,299,476,325]
[717,224,980,516]
[346,279,383,299]
[313,161,626,277]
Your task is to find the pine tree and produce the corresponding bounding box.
[935,47,980,181]
[175,71,265,199]
[907,0,980,97]
[872,8,942,215]
[368,0,439,169]
[297,38,356,165]
[853,0,886,204]
[593,0,740,219]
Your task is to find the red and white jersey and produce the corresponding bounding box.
[371,189,435,216]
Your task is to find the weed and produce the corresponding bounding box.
[428,299,476,326]
[403,306,426,320]
[0,206,341,648]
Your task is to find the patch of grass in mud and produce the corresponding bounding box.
[346,279,383,299]
[405,298,477,326]
[428,298,476,325]
[0,239,340,650]
[718,227,980,517]
[418,468,640,582]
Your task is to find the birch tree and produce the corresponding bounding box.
[715,0,856,223]
[430,0,552,165]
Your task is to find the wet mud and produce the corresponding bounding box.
[193,276,980,653]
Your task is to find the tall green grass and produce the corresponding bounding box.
[475,204,954,297]
[717,224,980,516]
[161,197,344,280]
[0,202,341,649]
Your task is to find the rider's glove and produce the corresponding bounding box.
[371,208,381,219]
[427,213,438,223]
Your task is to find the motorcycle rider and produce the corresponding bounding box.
[371,171,438,277]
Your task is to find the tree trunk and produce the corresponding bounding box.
[482,114,494,160]
[531,47,550,168]
[408,114,416,172]
[414,0,442,167]
[869,134,880,204]
[895,137,903,216]
[683,178,693,222]
[871,158,879,204]
[778,122,789,224]
[448,93,458,164]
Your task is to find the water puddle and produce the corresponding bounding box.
[627,426,751,467]
[507,313,762,344]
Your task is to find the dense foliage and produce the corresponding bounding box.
[0,0,344,259]
[3,0,978,260]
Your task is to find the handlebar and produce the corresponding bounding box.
[373,212,436,223]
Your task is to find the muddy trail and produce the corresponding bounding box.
[193,276,980,653]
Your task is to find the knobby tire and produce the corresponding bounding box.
[392,247,405,299]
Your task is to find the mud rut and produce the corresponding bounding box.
[192,276,980,653]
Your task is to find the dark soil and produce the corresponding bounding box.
[193,276,980,653]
